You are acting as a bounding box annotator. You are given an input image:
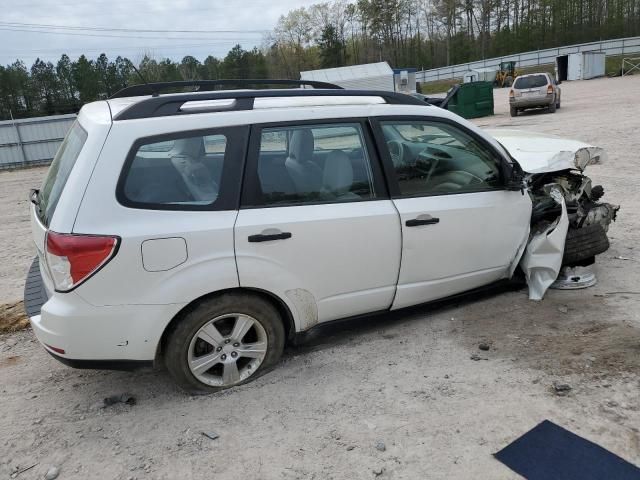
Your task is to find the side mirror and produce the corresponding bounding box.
[505,161,526,193]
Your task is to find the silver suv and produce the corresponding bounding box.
[509,73,561,117]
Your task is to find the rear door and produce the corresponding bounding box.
[234,120,402,330]
[373,117,531,309]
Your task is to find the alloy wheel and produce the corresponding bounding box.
[187,313,268,387]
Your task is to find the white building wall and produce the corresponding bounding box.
[567,53,583,80]
[567,52,606,80]
[583,52,606,79]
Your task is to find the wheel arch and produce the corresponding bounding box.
[154,287,296,367]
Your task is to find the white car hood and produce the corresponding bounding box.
[486,129,607,174]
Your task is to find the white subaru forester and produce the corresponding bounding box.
[26,80,618,393]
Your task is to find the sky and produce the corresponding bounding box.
[1,0,325,66]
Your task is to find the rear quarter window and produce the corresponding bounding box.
[37,121,88,226]
[117,127,247,211]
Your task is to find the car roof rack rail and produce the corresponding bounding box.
[109,79,343,99]
[113,89,427,121]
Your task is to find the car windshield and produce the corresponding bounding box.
[514,75,548,89]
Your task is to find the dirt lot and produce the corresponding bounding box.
[1,76,639,479]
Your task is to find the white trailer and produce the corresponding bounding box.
[301,62,395,91]
[557,51,606,81]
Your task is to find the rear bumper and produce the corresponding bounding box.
[25,257,186,362]
[24,257,49,318]
[45,349,152,371]
[511,95,555,108]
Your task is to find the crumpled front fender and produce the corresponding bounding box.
[520,188,569,300]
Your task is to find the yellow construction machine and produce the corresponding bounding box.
[495,61,521,87]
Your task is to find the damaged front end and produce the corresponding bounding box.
[525,169,619,299]
[489,130,620,299]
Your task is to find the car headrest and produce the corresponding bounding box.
[170,137,205,159]
[288,129,314,164]
[323,150,353,193]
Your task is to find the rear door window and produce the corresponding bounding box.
[37,121,87,226]
[242,123,383,207]
[514,75,548,89]
[118,127,247,211]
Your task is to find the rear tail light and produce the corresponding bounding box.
[547,85,554,94]
[509,89,514,97]
[45,232,119,292]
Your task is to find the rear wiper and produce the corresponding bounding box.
[30,188,40,206]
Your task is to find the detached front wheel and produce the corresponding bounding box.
[562,224,610,266]
[165,293,285,394]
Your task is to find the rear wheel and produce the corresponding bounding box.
[549,100,557,113]
[510,106,518,117]
[165,293,285,394]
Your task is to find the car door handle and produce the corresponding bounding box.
[406,215,440,227]
[248,231,292,243]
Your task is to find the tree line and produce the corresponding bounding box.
[2,0,639,120]
[0,46,267,120]
[266,0,640,76]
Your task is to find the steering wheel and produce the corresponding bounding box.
[387,140,405,167]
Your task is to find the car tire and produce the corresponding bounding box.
[556,99,561,109]
[510,106,518,117]
[165,292,285,394]
[562,224,610,266]
[548,100,557,113]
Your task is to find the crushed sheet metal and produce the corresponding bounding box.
[486,129,607,174]
[520,188,569,300]
[509,225,531,277]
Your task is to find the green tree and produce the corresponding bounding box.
[72,55,100,103]
[201,55,221,79]
[318,24,346,67]
[180,55,201,80]
[56,54,77,111]
[30,58,59,115]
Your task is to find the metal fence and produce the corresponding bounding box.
[417,36,640,83]
[0,113,76,170]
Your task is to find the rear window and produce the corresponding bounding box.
[514,75,548,89]
[37,121,87,226]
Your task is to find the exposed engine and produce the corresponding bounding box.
[529,170,619,233]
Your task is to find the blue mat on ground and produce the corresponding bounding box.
[494,420,640,480]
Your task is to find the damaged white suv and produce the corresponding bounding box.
[25,80,619,393]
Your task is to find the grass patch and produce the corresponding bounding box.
[518,64,555,76]
[418,79,458,95]
[605,54,640,76]
[0,301,29,334]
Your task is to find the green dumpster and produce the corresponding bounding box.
[446,81,494,119]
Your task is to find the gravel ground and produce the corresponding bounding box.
[1,76,639,479]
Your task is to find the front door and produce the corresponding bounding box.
[374,118,531,309]
[234,121,402,331]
